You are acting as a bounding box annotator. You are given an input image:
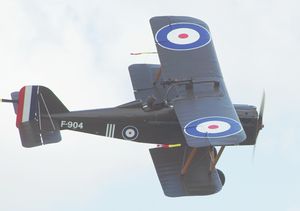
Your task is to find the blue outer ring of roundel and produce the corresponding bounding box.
[155,23,211,51]
[122,126,139,140]
[184,116,242,138]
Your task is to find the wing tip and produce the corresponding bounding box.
[150,16,209,29]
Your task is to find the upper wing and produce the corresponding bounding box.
[173,96,246,147]
[150,16,222,81]
[150,16,246,147]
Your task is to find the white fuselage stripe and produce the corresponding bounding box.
[105,124,115,138]
[111,124,115,138]
[22,86,32,122]
[108,124,112,137]
[105,124,110,137]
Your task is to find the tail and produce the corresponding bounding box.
[12,86,68,148]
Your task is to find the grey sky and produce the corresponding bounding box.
[0,0,299,210]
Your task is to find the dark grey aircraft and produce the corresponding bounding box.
[2,16,264,197]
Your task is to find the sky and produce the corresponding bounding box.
[0,0,300,210]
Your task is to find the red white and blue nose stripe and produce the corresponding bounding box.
[16,86,38,127]
[184,116,243,138]
[155,23,211,51]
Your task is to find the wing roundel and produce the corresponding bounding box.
[150,16,222,81]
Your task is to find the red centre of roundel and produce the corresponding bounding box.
[178,33,189,39]
[208,125,219,129]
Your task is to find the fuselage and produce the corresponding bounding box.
[51,103,186,144]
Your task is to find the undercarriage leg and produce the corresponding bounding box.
[209,146,225,171]
[181,148,198,175]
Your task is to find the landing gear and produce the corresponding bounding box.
[180,146,225,176]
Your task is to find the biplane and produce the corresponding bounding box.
[2,16,264,197]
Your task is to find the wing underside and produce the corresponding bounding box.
[173,95,246,147]
[150,146,223,197]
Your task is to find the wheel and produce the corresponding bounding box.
[217,169,225,186]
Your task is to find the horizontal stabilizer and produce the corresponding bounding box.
[150,146,223,197]
[18,121,61,148]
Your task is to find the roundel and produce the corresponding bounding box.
[122,126,139,140]
[184,116,242,138]
[155,22,211,51]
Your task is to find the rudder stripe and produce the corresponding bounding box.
[16,86,39,128]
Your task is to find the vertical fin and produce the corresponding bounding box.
[14,86,68,148]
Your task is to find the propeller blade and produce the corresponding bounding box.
[258,91,265,130]
[253,91,266,161]
[252,144,256,162]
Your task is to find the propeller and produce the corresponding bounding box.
[257,90,265,132]
[252,91,265,160]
